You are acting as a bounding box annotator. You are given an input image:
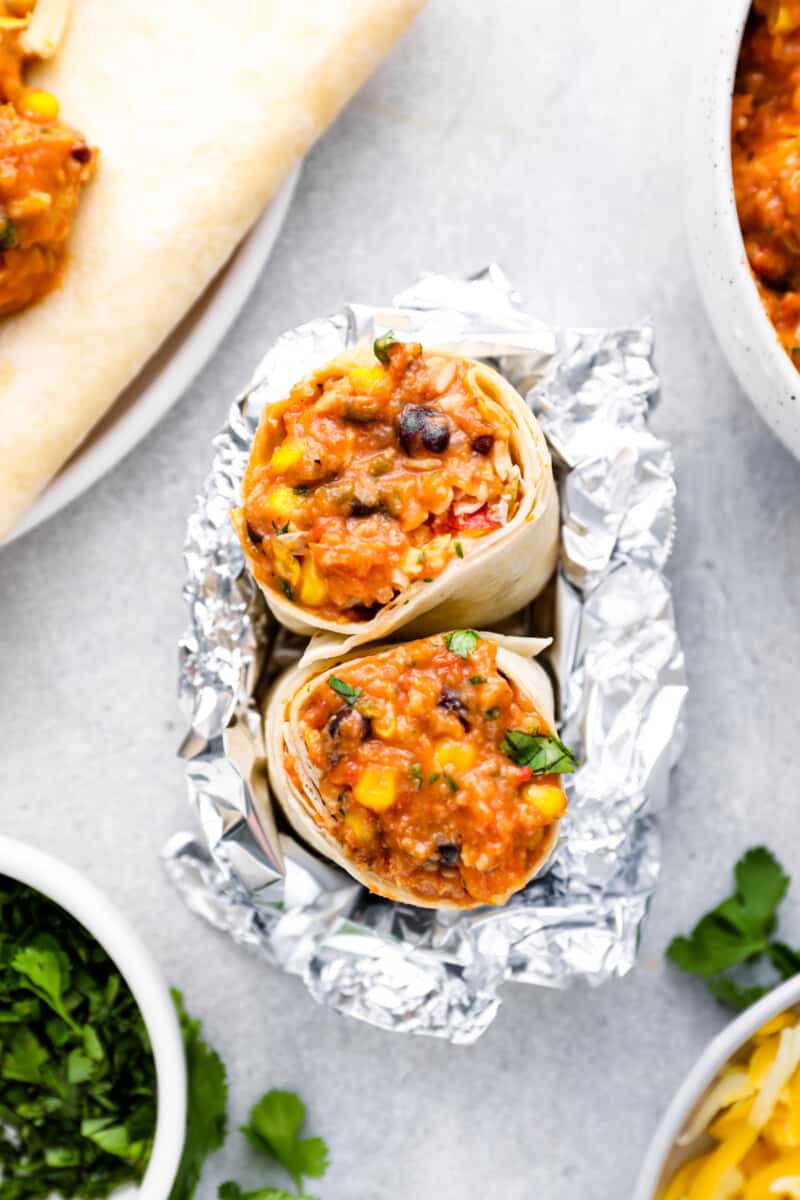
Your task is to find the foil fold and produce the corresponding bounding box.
[163,267,687,1043]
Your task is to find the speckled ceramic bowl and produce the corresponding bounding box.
[686,0,800,459]
[0,836,187,1199]
[633,976,800,1199]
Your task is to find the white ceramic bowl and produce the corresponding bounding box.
[686,0,800,459]
[0,837,187,1199]
[633,975,800,1198]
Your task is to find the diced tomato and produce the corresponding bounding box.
[514,766,533,785]
[451,505,502,532]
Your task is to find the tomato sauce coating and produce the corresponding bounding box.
[291,635,568,906]
[235,342,521,622]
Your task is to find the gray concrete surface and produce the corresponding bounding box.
[3,2,800,1197]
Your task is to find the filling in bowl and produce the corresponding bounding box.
[289,633,574,906]
[235,340,522,623]
[733,1,800,360]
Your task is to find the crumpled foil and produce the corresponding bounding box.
[162,266,687,1044]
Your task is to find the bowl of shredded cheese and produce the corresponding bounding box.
[634,975,800,1199]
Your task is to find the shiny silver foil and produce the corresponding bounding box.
[162,267,687,1044]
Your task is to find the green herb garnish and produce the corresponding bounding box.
[468,675,487,685]
[499,730,577,774]
[454,541,464,559]
[0,218,16,251]
[373,330,397,365]
[293,486,309,496]
[0,879,158,1199]
[272,521,290,535]
[485,707,500,719]
[232,1089,329,1197]
[327,676,361,706]
[428,773,440,785]
[667,847,800,1010]
[410,764,422,789]
[169,991,228,1200]
[443,771,459,794]
[445,630,480,659]
[278,579,293,602]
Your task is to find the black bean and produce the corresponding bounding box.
[350,497,377,518]
[351,603,383,621]
[246,521,264,545]
[398,405,450,455]
[70,143,92,164]
[438,687,470,730]
[437,842,461,865]
[472,435,494,456]
[327,707,372,742]
[421,421,450,453]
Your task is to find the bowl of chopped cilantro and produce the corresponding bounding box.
[0,836,187,1199]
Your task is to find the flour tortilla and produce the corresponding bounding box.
[265,633,563,910]
[244,350,560,664]
[0,0,425,539]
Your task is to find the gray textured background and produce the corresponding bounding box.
[3,2,800,1197]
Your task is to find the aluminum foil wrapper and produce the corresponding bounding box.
[162,266,687,1044]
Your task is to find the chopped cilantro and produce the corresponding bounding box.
[499,730,577,774]
[293,486,309,496]
[373,330,397,365]
[445,630,480,659]
[485,707,500,719]
[327,676,361,706]
[0,218,16,250]
[238,1089,329,1195]
[272,521,290,535]
[454,541,464,558]
[468,676,487,686]
[443,771,459,794]
[428,773,440,786]
[410,764,422,789]
[278,579,293,602]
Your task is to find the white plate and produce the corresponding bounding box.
[4,165,301,546]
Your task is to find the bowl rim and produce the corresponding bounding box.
[687,0,800,445]
[632,973,800,1199]
[0,836,187,1200]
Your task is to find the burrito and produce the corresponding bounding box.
[265,630,576,909]
[233,338,559,654]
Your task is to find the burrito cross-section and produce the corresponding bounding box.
[265,631,576,909]
[233,339,560,654]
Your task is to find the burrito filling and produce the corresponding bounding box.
[0,1,97,314]
[235,340,523,622]
[289,632,575,906]
[733,0,800,359]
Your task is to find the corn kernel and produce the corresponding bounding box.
[23,89,60,121]
[298,555,327,606]
[349,365,385,391]
[353,765,397,813]
[524,783,566,820]
[344,807,375,847]
[270,439,304,472]
[435,740,476,775]
[265,485,297,521]
[272,540,300,588]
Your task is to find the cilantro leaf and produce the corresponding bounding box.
[445,630,479,659]
[500,730,577,774]
[0,217,16,250]
[220,1185,317,1200]
[666,846,800,1011]
[242,1089,329,1193]
[169,990,228,1200]
[443,771,459,794]
[373,330,397,365]
[410,764,422,789]
[327,676,361,706]
[707,978,769,1011]
[11,934,78,1029]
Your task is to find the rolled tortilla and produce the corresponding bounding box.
[265,631,571,910]
[235,341,559,660]
[0,0,425,539]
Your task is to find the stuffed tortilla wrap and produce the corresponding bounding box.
[264,630,576,910]
[233,338,559,659]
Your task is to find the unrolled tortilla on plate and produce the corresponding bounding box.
[0,0,425,540]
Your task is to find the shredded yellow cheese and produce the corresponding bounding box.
[663,1011,800,1200]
